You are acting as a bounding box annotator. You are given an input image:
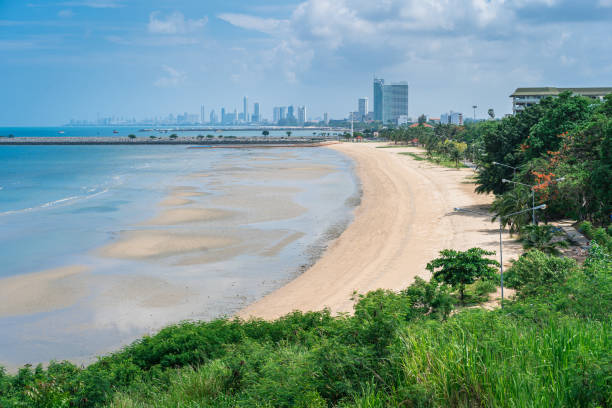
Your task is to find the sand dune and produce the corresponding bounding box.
[239,143,523,319]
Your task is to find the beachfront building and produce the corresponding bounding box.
[510,87,612,114]
[200,105,206,124]
[441,111,463,125]
[382,82,409,125]
[358,97,368,121]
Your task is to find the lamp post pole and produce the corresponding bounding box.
[454,204,547,308]
[492,161,518,179]
[502,177,564,225]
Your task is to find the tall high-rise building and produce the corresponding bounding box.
[221,108,226,124]
[382,82,409,124]
[200,105,206,123]
[297,106,306,125]
[373,78,384,121]
[323,112,329,124]
[209,109,217,124]
[287,105,295,120]
[273,107,281,123]
[358,97,368,121]
[280,106,287,120]
[252,102,260,122]
[243,96,249,122]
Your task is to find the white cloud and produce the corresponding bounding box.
[148,11,207,35]
[154,65,186,87]
[217,13,289,35]
[57,9,74,18]
[599,0,612,6]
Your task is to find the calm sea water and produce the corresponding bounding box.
[0,126,338,138]
[0,143,358,367]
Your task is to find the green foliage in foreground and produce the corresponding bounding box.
[400,152,467,169]
[1,247,610,408]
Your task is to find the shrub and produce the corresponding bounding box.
[505,250,578,297]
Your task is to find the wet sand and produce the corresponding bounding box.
[239,143,523,319]
[0,266,89,317]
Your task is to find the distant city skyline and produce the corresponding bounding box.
[1,1,612,125]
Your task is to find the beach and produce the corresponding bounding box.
[239,143,522,319]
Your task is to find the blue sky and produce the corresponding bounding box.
[1,0,611,125]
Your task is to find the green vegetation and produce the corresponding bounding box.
[127,134,136,140]
[519,224,569,255]
[400,152,467,168]
[426,248,498,304]
[1,243,610,407]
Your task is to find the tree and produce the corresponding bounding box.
[426,248,499,304]
[197,135,204,141]
[418,114,427,125]
[262,130,269,136]
[488,108,495,119]
[491,186,532,235]
[520,225,569,256]
[128,134,136,140]
[149,135,156,140]
[169,134,178,140]
[286,131,292,137]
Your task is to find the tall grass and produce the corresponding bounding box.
[397,311,610,407]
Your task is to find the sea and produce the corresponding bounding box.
[0,127,358,368]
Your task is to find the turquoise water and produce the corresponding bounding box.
[0,144,358,367]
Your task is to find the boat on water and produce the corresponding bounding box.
[57,131,65,134]
[113,130,119,134]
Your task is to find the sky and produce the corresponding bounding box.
[1,0,612,125]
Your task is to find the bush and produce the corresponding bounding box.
[505,250,578,296]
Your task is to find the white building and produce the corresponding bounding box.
[510,87,612,114]
[440,111,463,125]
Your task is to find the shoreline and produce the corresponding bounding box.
[238,143,523,320]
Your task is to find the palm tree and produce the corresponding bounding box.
[128,134,136,140]
[262,130,269,136]
[286,131,292,137]
[491,186,532,235]
[520,225,569,255]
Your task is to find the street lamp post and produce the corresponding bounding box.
[492,161,518,178]
[502,177,564,225]
[454,204,546,308]
[472,105,477,121]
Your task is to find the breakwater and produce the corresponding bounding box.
[0,137,338,146]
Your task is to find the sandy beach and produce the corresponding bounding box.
[239,143,522,319]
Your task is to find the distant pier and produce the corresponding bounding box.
[0,137,340,147]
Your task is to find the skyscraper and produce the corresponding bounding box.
[243,96,249,122]
[253,102,260,122]
[382,82,409,124]
[287,105,295,120]
[273,107,281,123]
[358,97,368,121]
[280,106,287,120]
[209,109,217,124]
[373,78,384,121]
[297,106,306,125]
[323,112,329,124]
[200,105,205,124]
